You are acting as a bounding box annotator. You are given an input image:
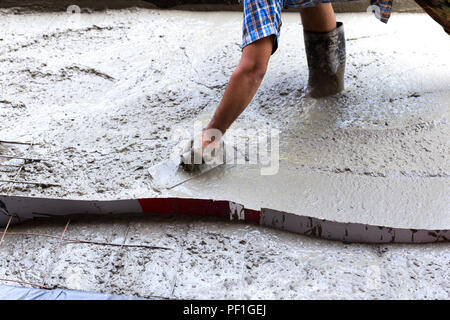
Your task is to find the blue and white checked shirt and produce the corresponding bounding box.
[240,0,393,53]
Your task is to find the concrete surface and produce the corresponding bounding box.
[0,9,449,298]
[0,0,424,13]
[167,167,449,229]
[0,214,449,299]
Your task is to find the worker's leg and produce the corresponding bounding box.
[299,3,336,33]
[205,35,274,136]
[299,3,346,98]
[414,0,450,34]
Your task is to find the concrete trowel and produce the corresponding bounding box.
[148,139,236,190]
[148,159,226,191]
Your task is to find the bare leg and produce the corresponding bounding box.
[203,5,336,142]
[300,3,336,32]
[205,35,274,137]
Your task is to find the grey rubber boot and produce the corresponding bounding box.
[303,22,346,98]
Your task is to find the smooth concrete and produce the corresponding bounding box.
[167,166,449,229]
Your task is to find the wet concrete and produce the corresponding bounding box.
[0,214,448,299]
[0,9,449,298]
[0,0,424,13]
[169,166,449,229]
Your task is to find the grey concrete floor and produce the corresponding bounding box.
[0,9,449,299]
[0,214,449,299]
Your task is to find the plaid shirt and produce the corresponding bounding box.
[240,0,448,52]
[239,0,394,22]
[240,0,394,52]
[282,0,393,22]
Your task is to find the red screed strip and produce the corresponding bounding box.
[0,195,447,244]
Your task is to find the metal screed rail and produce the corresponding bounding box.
[0,195,448,244]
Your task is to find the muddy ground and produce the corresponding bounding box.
[0,9,449,299]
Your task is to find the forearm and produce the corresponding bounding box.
[206,66,265,134]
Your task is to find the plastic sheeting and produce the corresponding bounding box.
[0,284,144,300]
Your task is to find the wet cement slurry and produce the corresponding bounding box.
[0,9,449,298]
